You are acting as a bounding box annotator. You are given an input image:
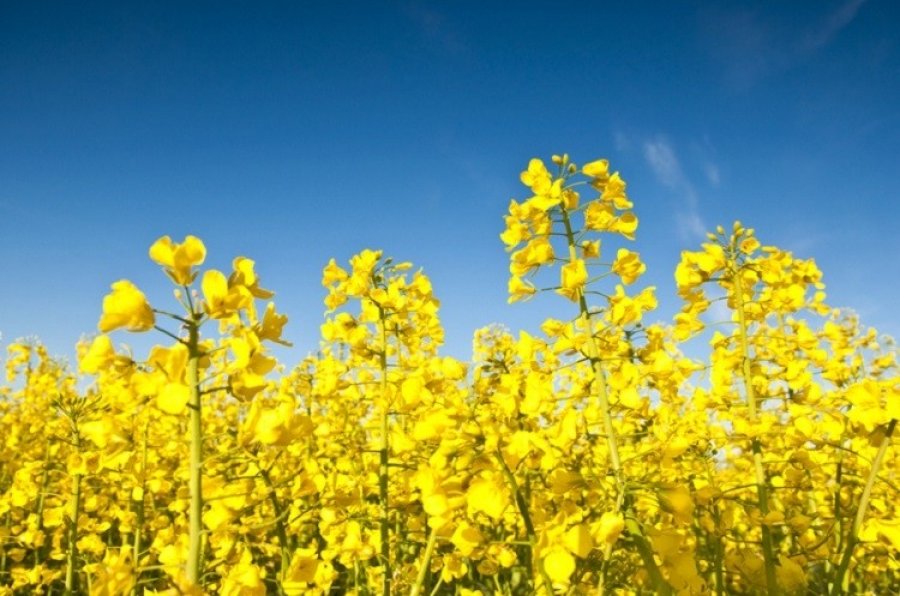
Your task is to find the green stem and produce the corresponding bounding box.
[732,259,779,596]
[34,450,51,566]
[261,469,291,587]
[0,512,10,579]
[829,451,845,584]
[625,517,670,591]
[559,204,670,595]
[494,450,554,595]
[133,421,149,596]
[410,528,438,596]
[378,308,392,596]
[65,472,83,594]
[830,419,895,595]
[186,320,204,585]
[711,505,726,596]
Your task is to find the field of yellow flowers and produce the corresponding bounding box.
[1,154,897,595]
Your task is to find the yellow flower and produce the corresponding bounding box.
[242,398,311,446]
[230,257,273,298]
[220,550,266,596]
[98,280,155,332]
[601,172,633,209]
[451,521,484,557]
[520,158,551,193]
[84,548,134,596]
[612,211,638,239]
[321,258,349,287]
[595,512,625,545]
[202,269,245,319]
[557,259,588,302]
[79,334,116,374]
[659,487,694,524]
[581,240,601,259]
[157,382,191,415]
[611,248,646,285]
[510,238,555,276]
[775,556,807,592]
[528,178,564,211]
[508,276,536,303]
[607,285,657,326]
[148,235,206,285]
[543,547,575,584]
[283,548,319,592]
[466,476,508,520]
[255,302,291,345]
[563,524,594,558]
[582,159,609,179]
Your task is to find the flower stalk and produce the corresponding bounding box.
[185,317,204,585]
[831,419,896,595]
[731,252,779,596]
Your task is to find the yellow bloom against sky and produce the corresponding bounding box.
[1,190,898,593]
[0,2,897,362]
[0,1,898,590]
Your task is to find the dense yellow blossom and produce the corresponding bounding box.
[0,154,896,595]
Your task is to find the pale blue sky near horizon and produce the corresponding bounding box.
[1,0,898,366]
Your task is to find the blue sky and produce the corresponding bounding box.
[1,0,898,364]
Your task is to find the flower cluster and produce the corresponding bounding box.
[0,155,897,596]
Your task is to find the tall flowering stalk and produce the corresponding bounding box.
[502,154,670,593]
[54,393,100,594]
[94,234,290,589]
[321,250,445,595]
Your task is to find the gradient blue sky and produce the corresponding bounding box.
[1,0,898,363]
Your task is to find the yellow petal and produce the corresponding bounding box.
[543,548,575,584]
[148,236,176,267]
[99,280,155,333]
[202,269,230,317]
[596,512,625,545]
[564,524,593,559]
[157,383,190,414]
[80,334,115,374]
[466,477,508,521]
[582,159,609,178]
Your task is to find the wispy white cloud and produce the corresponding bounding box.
[703,162,720,187]
[799,0,866,54]
[643,138,687,193]
[641,136,706,241]
[614,131,632,153]
[676,211,708,240]
[705,0,868,89]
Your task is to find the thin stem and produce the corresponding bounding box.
[410,527,439,596]
[494,449,554,595]
[428,576,444,596]
[731,257,779,596]
[153,326,186,345]
[260,468,292,586]
[0,512,10,578]
[558,203,670,595]
[185,319,204,585]
[831,419,896,595]
[34,449,51,566]
[133,421,149,596]
[378,306,392,596]
[65,473,82,593]
[65,424,83,595]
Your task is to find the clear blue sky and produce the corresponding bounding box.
[1,1,898,363]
